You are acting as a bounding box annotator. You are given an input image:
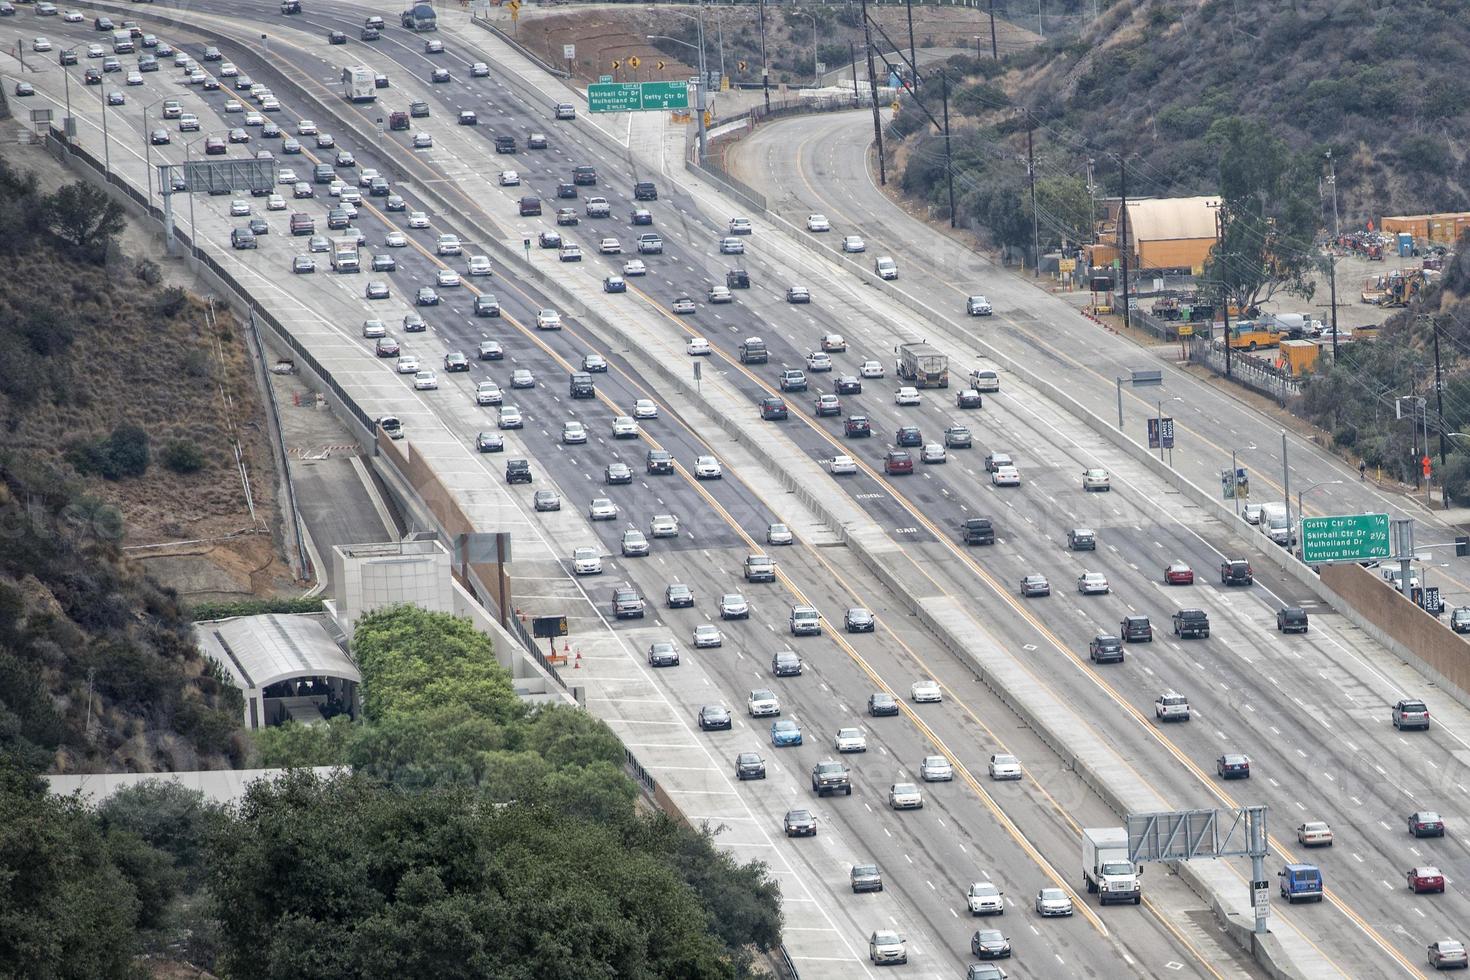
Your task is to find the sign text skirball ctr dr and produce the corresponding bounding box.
[1299,513,1391,564]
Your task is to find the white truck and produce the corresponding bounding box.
[1082,827,1141,905]
[330,237,360,273]
[341,66,376,103]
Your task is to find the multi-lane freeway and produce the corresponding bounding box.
[7,3,1470,977]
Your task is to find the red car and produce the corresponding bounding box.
[845,415,871,437]
[1408,867,1446,894]
[884,450,913,475]
[1164,561,1194,585]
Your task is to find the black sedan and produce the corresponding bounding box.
[845,607,875,632]
[698,704,732,731]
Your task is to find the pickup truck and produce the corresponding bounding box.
[1172,608,1210,638]
[961,517,995,545]
[744,555,776,582]
[811,760,852,796]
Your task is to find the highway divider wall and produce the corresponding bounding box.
[1322,562,1470,701]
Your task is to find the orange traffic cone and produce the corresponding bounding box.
[573,649,583,669]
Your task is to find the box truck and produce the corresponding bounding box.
[1081,827,1141,905]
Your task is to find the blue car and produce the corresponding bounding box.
[770,719,802,747]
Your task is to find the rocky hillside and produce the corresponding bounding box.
[902,0,1468,235]
[0,153,270,774]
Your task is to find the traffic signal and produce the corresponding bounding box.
[1422,455,1432,479]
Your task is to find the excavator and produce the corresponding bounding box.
[1379,269,1434,308]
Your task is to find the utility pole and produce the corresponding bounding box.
[1086,156,1097,243]
[988,0,999,60]
[1119,156,1131,330]
[1026,121,1039,276]
[905,0,917,90]
[758,0,770,111]
[1212,200,1231,378]
[1432,315,1446,467]
[849,41,859,108]
[1327,250,1339,361]
[861,0,885,185]
[1325,149,1340,241]
[941,70,955,228]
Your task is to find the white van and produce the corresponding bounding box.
[1259,502,1294,546]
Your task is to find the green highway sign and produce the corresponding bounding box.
[1300,513,1391,564]
[639,80,690,109]
[588,82,641,113]
[588,80,690,113]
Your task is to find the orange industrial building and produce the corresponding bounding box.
[1379,213,1470,246]
[1089,196,1220,273]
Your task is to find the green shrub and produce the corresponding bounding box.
[66,425,150,481]
[161,439,204,474]
[184,596,325,621]
[152,285,188,319]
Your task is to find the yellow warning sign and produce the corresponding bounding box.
[611,59,620,70]
[656,60,666,71]
[628,55,640,69]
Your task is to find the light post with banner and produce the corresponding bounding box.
[1224,445,1255,515]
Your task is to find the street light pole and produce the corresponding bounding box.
[99,80,112,178]
[649,34,707,165]
[143,97,167,211]
[795,10,818,85]
[1281,430,1293,551]
[757,0,770,111]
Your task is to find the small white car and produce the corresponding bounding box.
[296,119,317,135]
[598,237,622,254]
[747,689,781,717]
[588,497,618,521]
[396,356,421,375]
[910,679,942,703]
[572,547,603,575]
[535,309,562,330]
[829,455,857,475]
[1077,571,1110,595]
[860,360,885,378]
[766,523,793,546]
[498,170,520,186]
[408,211,430,229]
[728,216,753,235]
[622,258,647,276]
[1083,467,1112,491]
[875,256,899,280]
[834,727,867,753]
[413,133,434,148]
[435,269,462,288]
[988,753,1022,780]
[806,213,830,232]
[385,231,408,248]
[920,755,954,781]
[692,624,723,648]
[497,405,523,428]
[687,337,711,356]
[467,254,492,276]
[990,465,1021,487]
[719,237,745,254]
[887,783,923,810]
[842,235,866,253]
[694,455,722,479]
[633,399,658,420]
[650,514,679,538]
[414,371,438,390]
[921,443,946,464]
[611,416,639,438]
[894,387,921,406]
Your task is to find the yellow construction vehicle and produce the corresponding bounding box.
[1380,269,1429,308]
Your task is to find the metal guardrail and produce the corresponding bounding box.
[623,747,656,794]
[468,13,572,78]
[1187,337,1302,404]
